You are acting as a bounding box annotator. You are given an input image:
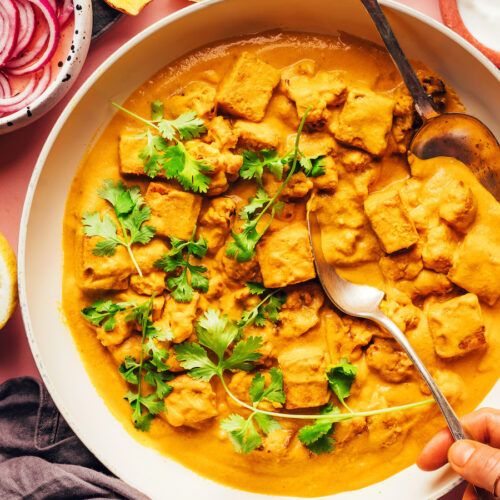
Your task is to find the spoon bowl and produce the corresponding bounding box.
[411,112,500,199]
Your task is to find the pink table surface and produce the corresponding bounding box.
[0,1,466,498]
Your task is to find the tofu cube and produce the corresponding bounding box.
[164,375,218,428]
[80,236,133,291]
[364,189,419,254]
[217,52,280,122]
[278,345,329,409]
[234,120,280,150]
[421,224,457,273]
[257,222,315,288]
[427,293,486,358]
[379,244,423,281]
[165,81,216,119]
[448,221,500,306]
[164,293,199,343]
[439,178,477,232]
[366,338,413,383]
[145,183,202,240]
[119,133,147,176]
[333,89,395,156]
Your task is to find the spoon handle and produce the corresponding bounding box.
[370,312,492,500]
[360,0,439,121]
[370,311,466,439]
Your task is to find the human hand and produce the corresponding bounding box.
[417,408,500,499]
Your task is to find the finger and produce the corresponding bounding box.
[417,408,500,471]
[462,483,476,500]
[448,440,500,495]
[418,428,454,470]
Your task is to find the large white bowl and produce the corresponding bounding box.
[19,1,500,498]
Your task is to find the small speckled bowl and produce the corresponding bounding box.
[0,0,92,135]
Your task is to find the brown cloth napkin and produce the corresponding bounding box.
[0,377,148,500]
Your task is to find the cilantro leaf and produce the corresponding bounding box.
[125,391,165,431]
[249,367,286,405]
[220,414,263,454]
[196,309,240,360]
[224,336,263,371]
[174,342,219,381]
[119,356,141,385]
[238,283,286,329]
[81,299,131,331]
[82,181,155,276]
[240,149,285,185]
[327,358,357,406]
[299,155,326,177]
[298,404,339,454]
[155,234,208,303]
[253,413,281,435]
[138,130,170,177]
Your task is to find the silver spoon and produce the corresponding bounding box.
[361,0,499,201]
[307,209,489,498]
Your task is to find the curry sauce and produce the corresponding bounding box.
[62,32,500,497]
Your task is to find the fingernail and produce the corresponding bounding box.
[449,441,475,467]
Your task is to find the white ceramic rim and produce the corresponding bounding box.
[18,0,499,498]
[0,0,92,133]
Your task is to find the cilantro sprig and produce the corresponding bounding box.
[113,101,212,193]
[82,180,155,277]
[81,298,174,431]
[327,358,358,411]
[221,368,285,453]
[238,282,286,328]
[154,229,209,303]
[174,307,433,454]
[81,299,133,331]
[226,109,312,262]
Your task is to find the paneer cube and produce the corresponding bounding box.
[257,222,315,288]
[80,237,133,291]
[217,52,280,122]
[427,293,486,358]
[119,133,148,176]
[364,189,419,254]
[205,116,238,150]
[281,60,346,123]
[165,81,216,119]
[366,338,413,383]
[234,120,280,150]
[145,183,202,240]
[134,238,169,275]
[332,89,395,156]
[263,171,313,201]
[448,221,500,306]
[164,375,218,428]
[397,269,453,299]
[278,345,329,409]
[312,156,338,193]
[164,293,200,343]
[221,251,262,284]
[286,132,337,158]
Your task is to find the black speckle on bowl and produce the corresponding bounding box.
[62,74,72,82]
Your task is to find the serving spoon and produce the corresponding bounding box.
[361,0,500,200]
[307,208,490,498]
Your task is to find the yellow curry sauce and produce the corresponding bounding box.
[62,32,500,496]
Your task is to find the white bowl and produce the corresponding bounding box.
[0,0,92,134]
[19,0,499,498]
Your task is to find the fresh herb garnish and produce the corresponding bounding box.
[82,180,155,277]
[226,109,312,262]
[174,307,433,454]
[221,367,285,453]
[120,299,174,431]
[299,154,326,177]
[240,149,286,185]
[327,358,358,411]
[298,404,339,454]
[113,101,212,193]
[154,229,209,303]
[238,282,286,328]
[80,299,133,331]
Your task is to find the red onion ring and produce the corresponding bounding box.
[11,0,36,58]
[0,73,11,98]
[0,0,20,67]
[5,29,49,71]
[57,0,73,28]
[0,64,50,114]
[5,0,60,75]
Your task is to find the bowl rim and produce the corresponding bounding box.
[0,0,93,132]
[18,0,498,498]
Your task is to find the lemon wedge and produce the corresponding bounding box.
[0,232,17,330]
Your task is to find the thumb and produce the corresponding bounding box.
[448,440,500,496]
